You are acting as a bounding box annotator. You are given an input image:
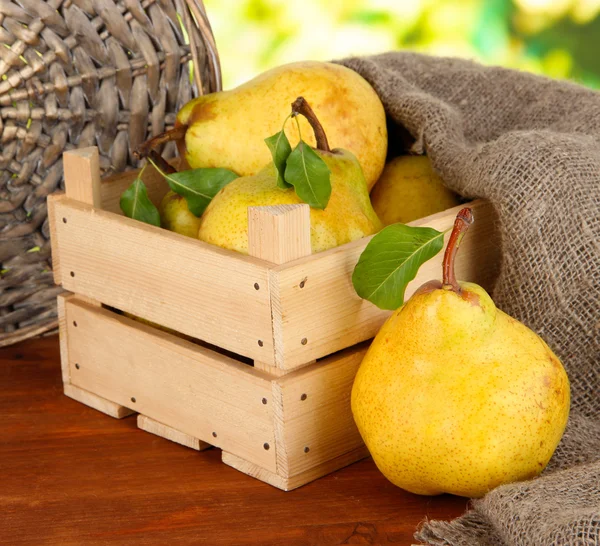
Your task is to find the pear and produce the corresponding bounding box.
[198,98,382,254]
[159,190,202,238]
[370,156,461,225]
[351,208,570,498]
[138,61,387,191]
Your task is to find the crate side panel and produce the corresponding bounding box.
[275,344,369,478]
[53,198,275,365]
[273,200,500,369]
[65,298,277,471]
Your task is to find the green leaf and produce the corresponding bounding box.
[120,174,161,227]
[265,130,292,189]
[162,168,238,217]
[352,224,446,310]
[284,141,331,209]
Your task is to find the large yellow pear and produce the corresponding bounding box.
[158,190,202,238]
[370,156,461,225]
[351,209,570,498]
[176,61,387,190]
[198,150,382,254]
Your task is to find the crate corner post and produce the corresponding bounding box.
[53,148,133,419]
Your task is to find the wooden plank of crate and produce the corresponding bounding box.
[64,384,136,419]
[137,415,212,451]
[57,292,75,385]
[50,196,276,365]
[247,204,311,265]
[272,343,369,478]
[247,204,312,375]
[63,148,102,208]
[222,445,369,492]
[65,297,277,471]
[47,193,64,285]
[270,200,500,369]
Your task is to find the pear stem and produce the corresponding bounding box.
[147,150,177,175]
[442,207,474,293]
[134,124,188,160]
[291,97,331,152]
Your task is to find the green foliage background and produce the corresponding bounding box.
[204,0,600,90]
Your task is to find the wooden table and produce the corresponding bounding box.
[2,336,468,545]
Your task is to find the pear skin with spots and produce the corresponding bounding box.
[176,61,387,190]
[159,190,203,238]
[370,155,461,225]
[351,208,570,498]
[198,150,382,253]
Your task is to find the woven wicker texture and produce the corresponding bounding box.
[0,0,220,346]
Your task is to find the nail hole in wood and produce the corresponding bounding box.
[263,443,270,450]
[254,283,260,290]
[299,279,306,288]
[258,340,263,347]
[62,217,67,224]
[75,363,80,370]
[262,397,267,405]
[130,397,136,403]
[300,393,307,401]
[304,447,310,453]
[301,338,307,345]
[70,271,75,277]
[212,432,217,438]
[73,321,77,327]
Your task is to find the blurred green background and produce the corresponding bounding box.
[204,0,600,90]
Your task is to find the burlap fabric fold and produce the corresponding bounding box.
[337,53,599,546]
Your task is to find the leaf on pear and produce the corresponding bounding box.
[163,168,238,217]
[352,224,446,310]
[265,130,292,189]
[284,140,331,209]
[120,175,161,227]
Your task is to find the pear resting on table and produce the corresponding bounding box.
[351,208,570,498]
[139,61,387,191]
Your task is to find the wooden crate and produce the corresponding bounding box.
[48,147,501,490]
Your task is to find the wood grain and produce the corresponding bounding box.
[271,200,501,369]
[49,195,276,365]
[248,204,312,375]
[63,148,102,208]
[138,415,212,451]
[247,204,312,265]
[274,344,369,478]
[65,297,277,471]
[1,335,469,545]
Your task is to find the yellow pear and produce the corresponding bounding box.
[198,152,382,254]
[370,155,461,225]
[158,190,202,238]
[139,61,387,191]
[351,208,570,498]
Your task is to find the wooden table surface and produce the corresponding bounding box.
[2,336,469,545]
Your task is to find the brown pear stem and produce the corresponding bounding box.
[148,150,177,175]
[291,97,330,152]
[134,124,188,160]
[442,207,474,293]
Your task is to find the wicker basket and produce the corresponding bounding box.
[0,0,220,346]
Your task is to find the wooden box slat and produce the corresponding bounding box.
[64,297,277,472]
[273,344,368,478]
[49,195,277,366]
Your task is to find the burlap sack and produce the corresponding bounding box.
[337,53,600,546]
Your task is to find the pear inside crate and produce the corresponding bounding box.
[48,147,500,490]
